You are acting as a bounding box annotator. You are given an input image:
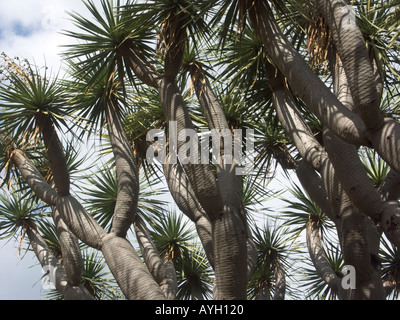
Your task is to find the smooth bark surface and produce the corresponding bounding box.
[101,233,167,300]
[26,220,93,300]
[105,97,139,238]
[248,0,370,147]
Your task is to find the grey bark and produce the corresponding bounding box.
[306,221,343,298]
[162,154,214,268]
[101,233,167,300]
[11,149,58,206]
[36,113,70,196]
[105,97,139,238]
[134,215,177,299]
[56,195,106,250]
[317,0,383,131]
[189,65,248,299]
[53,206,84,286]
[158,78,223,222]
[247,0,369,147]
[26,219,93,300]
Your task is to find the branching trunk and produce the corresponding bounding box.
[105,96,139,238]
[270,79,325,171]
[320,136,385,299]
[56,195,106,250]
[247,0,369,147]
[323,128,400,248]
[53,206,83,286]
[189,65,248,299]
[11,149,58,206]
[317,0,383,131]
[163,154,214,268]
[101,233,167,300]
[158,78,223,221]
[26,219,93,300]
[134,215,177,299]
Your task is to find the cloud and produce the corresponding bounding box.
[0,0,87,71]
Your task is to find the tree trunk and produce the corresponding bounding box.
[189,64,248,299]
[317,0,383,131]
[53,206,84,286]
[35,113,70,196]
[158,78,224,221]
[119,39,160,88]
[134,215,177,299]
[247,0,369,147]
[273,259,286,300]
[320,133,385,300]
[11,149,58,206]
[26,219,93,300]
[306,220,343,297]
[105,96,139,238]
[163,154,214,268]
[101,233,167,300]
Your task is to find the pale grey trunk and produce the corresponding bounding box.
[26,219,93,300]
[321,133,385,300]
[105,97,139,238]
[11,149,58,206]
[158,78,223,221]
[317,0,383,131]
[163,154,214,268]
[296,160,338,224]
[189,65,248,299]
[247,0,369,146]
[56,195,106,250]
[134,215,177,299]
[323,128,400,248]
[306,221,342,297]
[53,206,83,286]
[101,233,167,300]
[271,83,325,171]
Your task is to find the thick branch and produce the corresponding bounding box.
[306,220,342,297]
[163,155,214,267]
[248,0,369,146]
[53,206,83,286]
[134,215,177,300]
[317,0,383,130]
[105,97,139,238]
[11,149,58,206]
[56,195,106,250]
[26,219,93,300]
[101,233,167,300]
[119,40,160,88]
[36,113,70,196]
[158,78,223,221]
